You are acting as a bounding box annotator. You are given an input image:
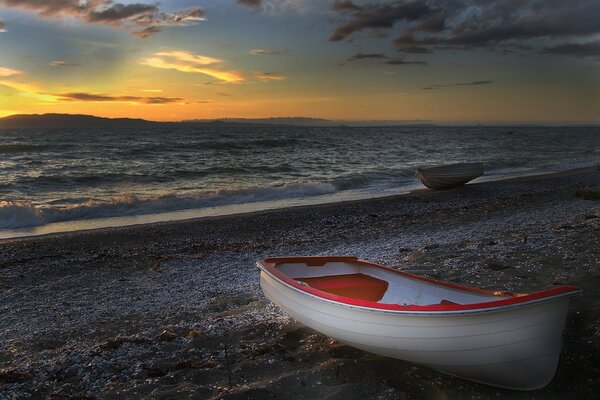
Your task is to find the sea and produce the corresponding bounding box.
[1,125,599,238]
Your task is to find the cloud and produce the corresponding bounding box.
[140,51,244,83]
[252,71,286,81]
[331,0,362,13]
[50,60,79,67]
[330,0,434,41]
[343,52,426,66]
[249,48,280,56]
[87,3,157,24]
[0,20,5,32]
[155,51,222,66]
[238,0,262,8]
[347,52,388,61]
[134,26,161,38]
[236,0,314,14]
[385,59,427,66]
[0,1,204,37]
[0,66,23,77]
[330,0,600,59]
[0,78,59,102]
[422,80,493,90]
[542,40,600,59]
[58,92,183,104]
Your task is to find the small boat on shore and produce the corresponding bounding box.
[257,256,580,390]
[416,162,484,190]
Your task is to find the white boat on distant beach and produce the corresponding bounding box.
[258,256,580,390]
[416,162,484,189]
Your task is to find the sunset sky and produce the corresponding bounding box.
[0,0,598,123]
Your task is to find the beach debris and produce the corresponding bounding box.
[94,335,148,353]
[186,328,204,338]
[156,330,177,341]
[222,342,233,388]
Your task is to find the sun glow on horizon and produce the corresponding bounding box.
[0,1,598,123]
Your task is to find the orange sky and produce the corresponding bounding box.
[0,1,599,123]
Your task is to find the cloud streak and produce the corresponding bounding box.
[252,72,286,81]
[347,52,388,61]
[0,66,23,77]
[249,48,280,56]
[421,80,493,90]
[58,92,183,104]
[385,59,427,66]
[0,0,204,37]
[330,0,600,59]
[542,40,600,59]
[50,60,79,67]
[140,51,244,83]
[344,52,426,66]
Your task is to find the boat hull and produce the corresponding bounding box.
[416,162,484,190]
[260,270,571,390]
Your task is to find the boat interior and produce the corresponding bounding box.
[275,259,515,306]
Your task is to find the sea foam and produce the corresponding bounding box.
[0,182,337,229]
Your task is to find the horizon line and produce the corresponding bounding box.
[1,112,599,127]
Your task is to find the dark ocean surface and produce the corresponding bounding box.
[1,126,598,237]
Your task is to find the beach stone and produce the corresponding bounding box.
[156,330,177,342]
[186,328,204,338]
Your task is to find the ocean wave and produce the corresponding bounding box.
[0,182,336,229]
[331,168,416,191]
[0,144,48,154]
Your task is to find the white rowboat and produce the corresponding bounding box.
[416,162,484,190]
[257,256,580,390]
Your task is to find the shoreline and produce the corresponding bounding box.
[2,165,597,242]
[1,166,599,399]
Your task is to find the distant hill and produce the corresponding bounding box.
[0,113,164,129]
[0,113,436,129]
[182,117,336,127]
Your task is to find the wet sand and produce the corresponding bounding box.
[1,168,600,399]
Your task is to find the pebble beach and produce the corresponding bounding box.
[1,167,600,400]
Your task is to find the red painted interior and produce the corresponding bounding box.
[298,274,388,302]
[258,257,582,312]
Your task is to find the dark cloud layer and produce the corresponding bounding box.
[331,0,600,59]
[345,52,426,66]
[330,0,434,42]
[385,59,427,66]
[422,80,493,90]
[0,0,204,37]
[59,92,183,104]
[542,41,600,59]
[347,52,389,61]
[87,3,157,24]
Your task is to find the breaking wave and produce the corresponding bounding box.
[0,182,337,229]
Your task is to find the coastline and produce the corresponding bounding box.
[1,167,599,399]
[2,164,597,241]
